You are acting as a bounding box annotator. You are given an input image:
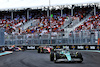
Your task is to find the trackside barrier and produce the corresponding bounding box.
[15,45,100,50]
[0,45,99,52]
[5,30,100,45]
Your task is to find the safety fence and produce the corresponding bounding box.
[4,30,100,45]
[0,28,5,45]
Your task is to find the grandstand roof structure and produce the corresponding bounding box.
[0,0,100,10]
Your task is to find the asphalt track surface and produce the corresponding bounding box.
[0,50,100,67]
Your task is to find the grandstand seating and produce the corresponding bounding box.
[74,15,100,32]
[0,6,99,36]
[0,17,27,34]
[25,16,65,34]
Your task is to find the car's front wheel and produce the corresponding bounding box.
[50,52,54,61]
[54,53,60,63]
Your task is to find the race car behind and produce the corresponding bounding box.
[38,46,53,53]
[6,45,25,51]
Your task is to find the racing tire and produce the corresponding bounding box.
[22,47,26,51]
[77,53,83,63]
[56,53,60,60]
[2,47,5,52]
[38,48,40,53]
[41,48,44,53]
[50,52,54,61]
[22,49,25,51]
[54,53,60,63]
[77,53,82,57]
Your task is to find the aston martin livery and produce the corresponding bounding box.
[50,49,83,63]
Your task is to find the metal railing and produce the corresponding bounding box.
[4,30,100,45]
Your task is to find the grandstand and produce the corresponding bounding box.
[0,0,99,45]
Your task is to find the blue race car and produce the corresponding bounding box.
[50,49,83,63]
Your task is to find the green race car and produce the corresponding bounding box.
[50,49,83,63]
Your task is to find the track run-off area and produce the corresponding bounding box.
[0,50,100,67]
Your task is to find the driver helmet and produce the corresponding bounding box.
[63,48,66,50]
[63,48,69,52]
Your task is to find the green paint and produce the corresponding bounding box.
[60,51,71,61]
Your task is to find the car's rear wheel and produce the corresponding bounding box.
[38,48,40,53]
[22,48,25,51]
[50,52,54,61]
[77,53,83,63]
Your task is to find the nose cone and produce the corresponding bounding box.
[65,52,71,61]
